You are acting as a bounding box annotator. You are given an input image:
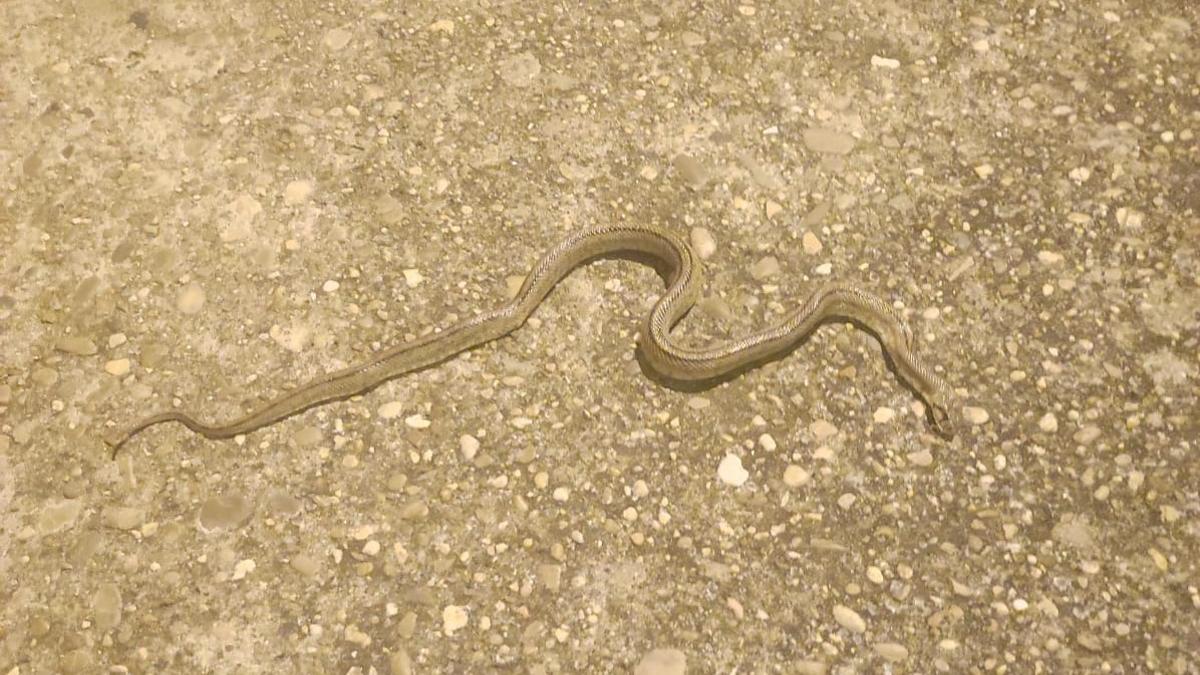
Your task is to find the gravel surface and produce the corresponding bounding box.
[1,2,1197,673]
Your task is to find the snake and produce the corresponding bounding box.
[105,223,954,457]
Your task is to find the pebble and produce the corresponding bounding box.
[403,269,424,287]
[866,566,884,584]
[378,401,404,419]
[108,333,127,348]
[802,230,823,255]
[104,359,131,376]
[974,164,994,179]
[717,454,749,487]
[102,506,144,530]
[634,649,686,675]
[963,406,990,425]
[833,605,867,633]
[1038,413,1058,432]
[55,336,97,356]
[1037,250,1064,265]
[782,465,811,487]
[750,256,780,280]
[813,262,832,276]
[177,283,205,314]
[404,414,431,429]
[323,27,352,51]
[907,449,934,467]
[870,55,901,69]
[758,433,777,451]
[690,227,717,259]
[322,279,339,293]
[873,642,909,662]
[810,419,838,440]
[442,605,469,635]
[284,180,313,204]
[231,559,256,581]
[460,434,480,461]
[1074,425,1101,444]
[38,499,82,534]
[873,406,896,424]
[198,493,253,531]
[93,583,122,631]
[291,554,320,577]
[837,493,857,509]
[803,127,855,155]
[293,426,322,447]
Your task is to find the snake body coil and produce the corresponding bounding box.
[106,224,953,456]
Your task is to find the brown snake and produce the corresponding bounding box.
[106,223,954,457]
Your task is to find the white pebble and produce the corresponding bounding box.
[322,279,340,293]
[403,269,424,287]
[459,434,480,461]
[404,414,431,429]
[378,401,404,419]
[833,604,867,633]
[442,605,468,635]
[690,227,717,259]
[802,230,823,255]
[1038,413,1058,432]
[177,283,206,314]
[963,406,990,425]
[717,454,749,487]
[758,433,777,451]
[873,406,896,424]
[782,465,810,488]
[105,359,131,376]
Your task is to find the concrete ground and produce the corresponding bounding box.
[1,1,1197,673]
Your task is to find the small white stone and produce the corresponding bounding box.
[837,493,857,509]
[322,279,340,293]
[460,434,480,461]
[870,55,900,69]
[105,359,131,376]
[108,333,127,348]
[403,269,424,287]
[362,540,381,556]
[782,465,810,488]
[874,642,909,662]
[974,163,994,179]
[442,605,469,635]
[378,401,404,419]
[634,648,686,675]
[1037,250,1064,265]
[873,406,896,424]
[963,406,990,425]
[907,449,934,467]
[404,414,431,429]
[758,433,777,451]
[833,604,867,633]
[717,454,749,487]
[177,283,206,314]
[802,230,823,255]
[284,180,313,204]
[810,419,838,440]
[814,262,833,276]
[552,487,570,502]
[230,558,256,581]
[1038,413,1059,432]
[690,227,717,259]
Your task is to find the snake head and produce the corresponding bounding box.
[927,402,954,439]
